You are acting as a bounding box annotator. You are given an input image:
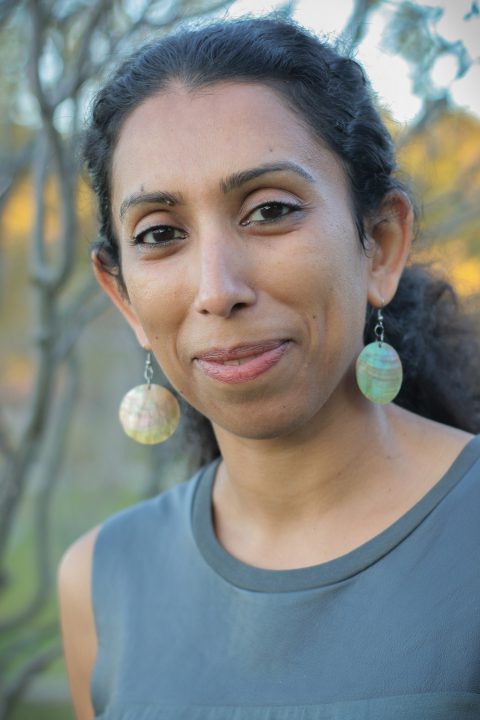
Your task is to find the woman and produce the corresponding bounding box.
[58,16,480,719]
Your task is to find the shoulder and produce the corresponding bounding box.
[57,465,209,717]
[94,469,204,553]
[58,527,100,720]
[58,525,99,586]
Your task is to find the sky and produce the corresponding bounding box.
[224,0,480,123]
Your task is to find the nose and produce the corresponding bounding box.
[193,235,257,318]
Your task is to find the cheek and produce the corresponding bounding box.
[123,264,185,350]
[293,227,366,306]
[301,236,368,355]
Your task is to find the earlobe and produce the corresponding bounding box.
[91,252,150,348]
[366,190,413,307]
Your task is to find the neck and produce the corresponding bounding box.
[212,393,404,539]
[209,387,469,570]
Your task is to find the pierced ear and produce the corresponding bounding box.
[91,252,149,348]
[366,190,413,307]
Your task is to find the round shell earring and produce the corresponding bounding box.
[119,352,180,444]
[355,304,403,405]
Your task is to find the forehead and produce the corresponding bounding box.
[111,81,345,207]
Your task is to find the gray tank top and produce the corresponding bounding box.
[91,435,480,719]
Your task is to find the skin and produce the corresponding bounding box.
[58,82,473,719]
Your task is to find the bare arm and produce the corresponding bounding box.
[58,527,100,720]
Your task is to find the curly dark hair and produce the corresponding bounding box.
[83,16,480,462]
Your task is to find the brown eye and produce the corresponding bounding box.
[133,225,186,245]
[242,201,301,225]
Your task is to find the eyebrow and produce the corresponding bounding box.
[119,161,315,222]
[220,161,315,193]
[119,190,182,221]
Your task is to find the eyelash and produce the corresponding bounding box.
[131,225,186,247]
[130,200,303,247]
[240,201,303,226]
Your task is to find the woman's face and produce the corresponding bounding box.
[108,82,372,440]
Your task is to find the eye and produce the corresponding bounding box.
[241,201,302,226]
[131,225,187,246]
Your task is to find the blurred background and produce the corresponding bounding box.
[0,0,479,717]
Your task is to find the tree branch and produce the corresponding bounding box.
[51,0,112,106]
[0,621,58,669]
[55,290,109,363]
[29,0,77,294]
[1,643,62,718]
[0,410,14,460]
[338,0,383,53]
[0,354,80,633]
[0,0,19,27]
[0,143,60,570]
[0,140,34,218]
[30,133,51,285]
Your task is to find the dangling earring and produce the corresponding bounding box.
[119,351,180,444]
[355,302,403,404]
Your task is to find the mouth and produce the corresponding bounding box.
[222,352,265,366]
[194,340,291,384]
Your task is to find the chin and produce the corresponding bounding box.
[213,400,323,442]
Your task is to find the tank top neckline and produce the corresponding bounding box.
[191,435,480,593]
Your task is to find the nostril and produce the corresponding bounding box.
[231,301,249,313]
[198,300,248,317]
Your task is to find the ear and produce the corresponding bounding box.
[91,253,150,349]
[365,190,413,307]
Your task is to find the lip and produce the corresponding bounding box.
[195,339,289,362]
[194,340,291,384]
